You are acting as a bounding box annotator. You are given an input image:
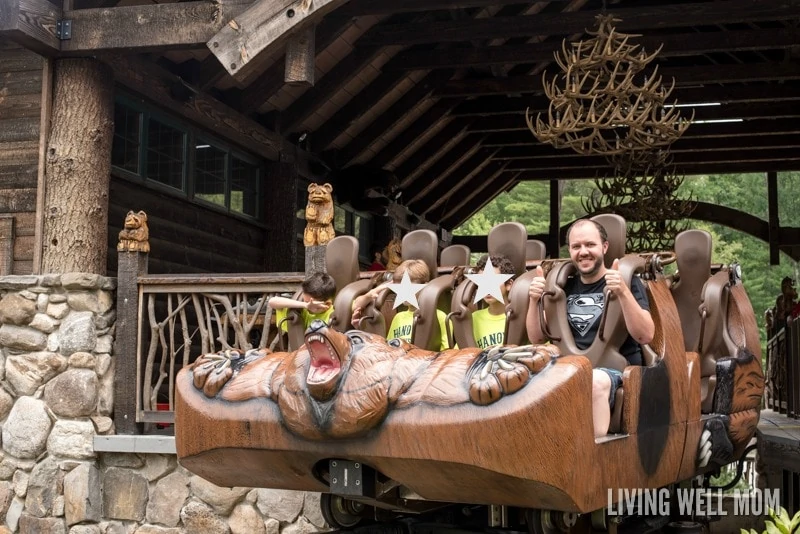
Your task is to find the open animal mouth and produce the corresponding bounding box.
[306,333,342,386]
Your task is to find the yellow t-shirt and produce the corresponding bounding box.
[472,308,506,349]
[274,306,334,333]
[387,309,449,351]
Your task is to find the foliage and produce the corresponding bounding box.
[453,171,800,355]
[740,507,800,534]
[709,462,751,493]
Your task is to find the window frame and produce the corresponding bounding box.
[111,94,266,222]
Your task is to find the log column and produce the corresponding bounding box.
[42,58,113,274]
[264,155,301,272]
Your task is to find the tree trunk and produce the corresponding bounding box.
[42,58,113,274]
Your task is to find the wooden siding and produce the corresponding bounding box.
[0,39,42,274]
[108,177,268,275]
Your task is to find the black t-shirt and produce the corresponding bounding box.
[563,275,651,366]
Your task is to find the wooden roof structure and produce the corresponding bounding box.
[4,0,800,238]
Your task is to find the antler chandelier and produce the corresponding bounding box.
[526,15,692,156]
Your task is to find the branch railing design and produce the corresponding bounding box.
[113,250,304,434]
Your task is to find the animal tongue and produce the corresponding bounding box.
[307,339,340,383]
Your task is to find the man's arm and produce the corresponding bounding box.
[526,266,547,344]
[604,260,654,345]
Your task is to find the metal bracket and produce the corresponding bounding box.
[56,20,72,40]
[329,459,375,497]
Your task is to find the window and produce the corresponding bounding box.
[111,97,265,220]
[147,119,185,190]
[111,105,141,173]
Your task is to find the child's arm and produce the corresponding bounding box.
[269,296,309,310]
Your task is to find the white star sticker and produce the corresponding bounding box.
[387,271,427,309]
[465,256,513,304]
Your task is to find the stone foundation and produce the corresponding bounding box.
[0,275,329,533]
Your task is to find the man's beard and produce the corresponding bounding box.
[576,256,603,278]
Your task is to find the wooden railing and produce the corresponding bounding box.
[766,317,800,418]
[113,250,303,434]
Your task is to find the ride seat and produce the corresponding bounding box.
[526,239,547,261]
[358,230,441,343]
[448,222,527,348]
[488,221,527,276]
[670,229,717,412]
[441,244,470,269]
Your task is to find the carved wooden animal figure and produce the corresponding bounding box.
[303,183,335,246]
[117,210,150,253]
[383,238,402,271]
[189,321,551,440]
[175,263,763,517]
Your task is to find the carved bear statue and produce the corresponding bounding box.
[117,210,150,253]
[304,183,335,246]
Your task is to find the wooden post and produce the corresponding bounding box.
[0,216,14,275]
[768,171,780,266]
[113,248,148,435]
[264,156,301,272]
[41,58,113,274]
[548,179,561,257]
[285,26,315,86]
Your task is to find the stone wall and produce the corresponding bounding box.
[0,275,329,534]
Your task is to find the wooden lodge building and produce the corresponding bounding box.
[1,0,800,532]
[3,0,800,276]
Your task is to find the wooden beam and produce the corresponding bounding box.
[495,134,800,160]
[359,0,800,46]
[483,118,800,146]
[110,54,284,159]
[442,173,518,230]
[0,0,60,55]
[768,171,780,265]
[311,69,408,151]
[416,148,499,215]
[452,83,800,117]
[61,1,250,53]
[395,119,472,185]
[336,69,455,167]
[470,101,800,133]
[438,62,800,97]
[280,45,386,133]
[428,159,509,223]
[368,103,464,169]
[387,27,800,71]
[340,0,564,16]
[284,26,315,86]
[512,158,800,180]
[238,13,353,114]
[403,135,485,203]
[506,148,800,172]
[0,216,14,275]
[548,179,560,257]
[208,0,350,80]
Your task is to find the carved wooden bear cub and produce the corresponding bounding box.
[117,210,150,253]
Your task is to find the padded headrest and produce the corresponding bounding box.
[402,229,438,278]
[590,214,626,268]
[675,229,712,277]
[526,240,547,261]
[325,235,360,293]
[441,245,470,267]
[488,222,527,276]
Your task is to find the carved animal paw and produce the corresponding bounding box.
[468,344,558,406]
[697,416,734,468]
[192,349,245,398]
